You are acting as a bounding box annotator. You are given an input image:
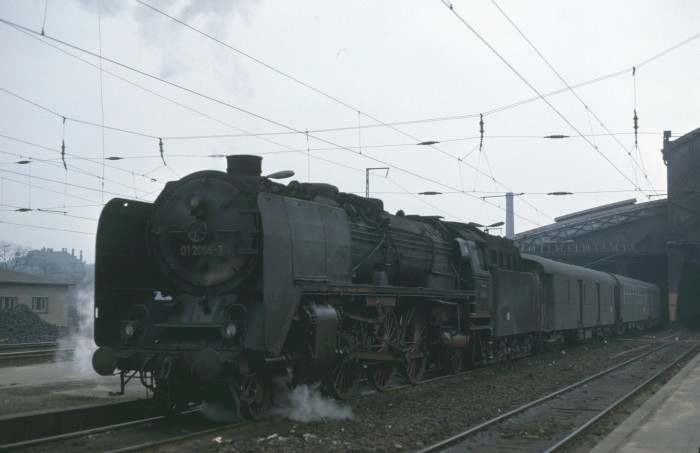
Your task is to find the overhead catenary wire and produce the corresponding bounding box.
[97,4,106,206]
[135,0,556,223]
[0,219,95,235]
[0,26,377,194]
[40,0,48,35]
[490,0,658,197]
[0,133,169,187]
[134,0,700,141]
[61,116,67,170]
[3,12,696,147]
[8,21,292,148]
[128,1,697,221]
[0,145,162,199]
[2,11,686,154]
[630,66,650,192]
[441,0,648,198]
[0,126,677,210]
[0,86,159,140]
[0,17,545,227]
[1,5,695,257]
[126,3,549,223]
[2,9,694,230]
[0,203,96,221]
[0,165,150,202]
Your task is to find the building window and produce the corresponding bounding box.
[32,297,49,312]
[0,296,18,310]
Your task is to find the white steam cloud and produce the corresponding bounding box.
[71,0,259,91]
[273,381,354,423]
[68,286,97,377]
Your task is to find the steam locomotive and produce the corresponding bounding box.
[92,155,661,418]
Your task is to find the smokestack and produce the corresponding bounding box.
[506,192,514,239]
[226,155,262,177]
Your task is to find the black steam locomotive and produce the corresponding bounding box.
[92,155,661,418]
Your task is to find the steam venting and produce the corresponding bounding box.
[226,155,262,177]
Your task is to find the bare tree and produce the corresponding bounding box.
[0,241,30,269]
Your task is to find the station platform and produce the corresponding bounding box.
[591,351,700,452]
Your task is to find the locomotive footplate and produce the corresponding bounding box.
[299,282,475,300]
[347,351,405,362]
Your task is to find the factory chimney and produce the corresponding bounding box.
[506,192,514,239]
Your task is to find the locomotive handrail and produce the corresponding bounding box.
[153,322,220,328]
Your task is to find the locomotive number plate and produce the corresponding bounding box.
[179,245,224,256]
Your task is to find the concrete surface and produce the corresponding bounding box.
[591,352,700,452]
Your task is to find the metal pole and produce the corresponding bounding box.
[365,167,389,198]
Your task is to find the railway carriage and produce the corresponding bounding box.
[612,274,661,332]
[521,255,617,343]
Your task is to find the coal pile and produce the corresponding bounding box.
[0,304,68,343]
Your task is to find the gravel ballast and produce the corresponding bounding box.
[169,330,684,452]
[0,330,687,451]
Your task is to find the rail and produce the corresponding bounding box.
[416,338,698,452]
[0,401,255,452]
[0,342,78,362]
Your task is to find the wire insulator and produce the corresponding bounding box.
[61,116,67,170]
[159,138,166,165]
[633,109,639,146]
[479,113,484,152]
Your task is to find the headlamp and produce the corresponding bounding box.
[120,321,138,339]
[220,321,237,339]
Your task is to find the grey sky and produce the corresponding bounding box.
[1,0,698,262]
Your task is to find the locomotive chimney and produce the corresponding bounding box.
[226,155,262,177]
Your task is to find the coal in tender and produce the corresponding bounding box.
[0,304,68,343]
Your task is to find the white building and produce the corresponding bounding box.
[0,268,73,327]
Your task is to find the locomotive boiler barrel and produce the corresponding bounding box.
[349,213,454,288]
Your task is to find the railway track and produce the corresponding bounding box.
[0,342,77,363]
[1,332,687,452]
[0,399,268,453]
[417,336,699,452]
[0,354,451,452]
